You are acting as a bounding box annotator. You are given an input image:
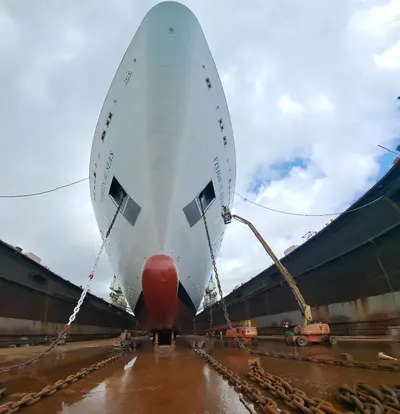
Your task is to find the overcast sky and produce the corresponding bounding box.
[0,0,399,305]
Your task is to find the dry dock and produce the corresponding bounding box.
[1,163,399,413]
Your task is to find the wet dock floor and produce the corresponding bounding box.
[255,338,400,362]
[214,342,400,403]
[5,344,249,414]
[1,339,399,413]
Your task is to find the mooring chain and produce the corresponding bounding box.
[192,346,287,414]
[67,194,126,327]
[194,346,400,414]
[336,382,400,414]
[0,348,129,414]
[199,199,252,352]
[247,362,343,414]
[0,196,126,375]
[250,349,400,372]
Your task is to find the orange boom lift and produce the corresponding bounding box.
[222,207,336,347]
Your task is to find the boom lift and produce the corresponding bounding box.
[221,207,336,347]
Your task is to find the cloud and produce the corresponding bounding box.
[375,40,400,68]
[0,0,399,307]
[278,95,305,116]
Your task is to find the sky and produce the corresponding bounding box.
[0,0,399,306]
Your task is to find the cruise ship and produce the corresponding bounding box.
[89,1,236,342]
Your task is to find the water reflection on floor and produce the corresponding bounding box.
[24,346,248,414]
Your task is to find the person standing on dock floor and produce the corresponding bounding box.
[120,330,135,351]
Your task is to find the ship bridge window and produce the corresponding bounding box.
[109,176,142,227]
[183,180,216,228]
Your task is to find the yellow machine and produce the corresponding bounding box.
[241,319,257,327]
[222,207,336,347]
[225,326,258,346]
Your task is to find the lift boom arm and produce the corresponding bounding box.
[221,207,313,324]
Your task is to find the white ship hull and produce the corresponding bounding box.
[89,1,236,332]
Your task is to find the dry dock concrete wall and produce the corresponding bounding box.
[252,291,400,336]
[0,317,124,336]
[0,240,137,337]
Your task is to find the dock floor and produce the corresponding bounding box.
[1,338,399,413]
